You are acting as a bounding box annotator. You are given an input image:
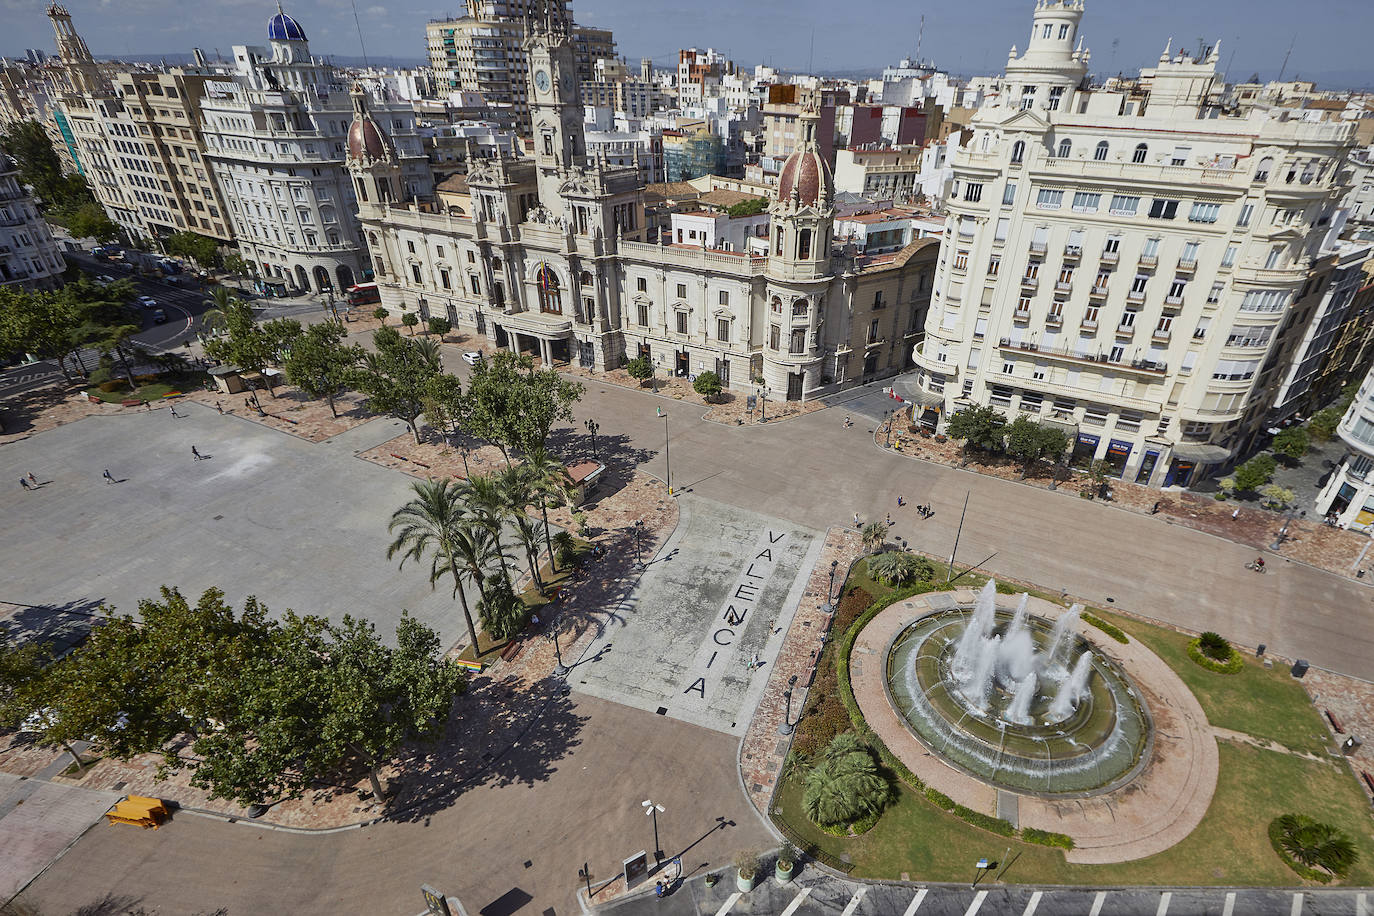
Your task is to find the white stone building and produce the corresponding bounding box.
[1314,364,1374,531]
[0,149,65,288]
[908,0,1357,488]
[199,8,432,294]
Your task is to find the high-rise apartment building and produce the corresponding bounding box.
[908,0,1356,488]
[0,148,65,289]
[1315,361,1374,531]
[199,8,432,294]
[426,0,614,131]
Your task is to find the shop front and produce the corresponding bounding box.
[1134,449,1160,485]
[1102,439,1133,477]
[1070,433,1101,470]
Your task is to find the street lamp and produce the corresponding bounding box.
[459,444,471,479]
[642,799,666,862]
[585,418,600,461]
[777,688,795,736]
[828,559,839,603]
[548,624,568,677]
[661,410,672,496]
[758,383,771,423]
[885,409,895,447]
[633,519,645,568]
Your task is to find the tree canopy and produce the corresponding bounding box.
[348,327,443,443]
[459,349,583,458]
[165,231,219,267]
[282,322,363,417]
[947,405,1008,454]
[1003,416,1070,477]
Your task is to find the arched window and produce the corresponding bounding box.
[579,270,593,287]
[1132,143,1148,164]
[792,298,808,317]
[771,296,783,313]
[1253,157,1271,181]
[1094,141,1109,161]
[492,256,502,270]
[536,265,561,314]
[798,228,813,260]
[1011,140,1026,164]
[321,205,336,223]
[1056,139,1072,159]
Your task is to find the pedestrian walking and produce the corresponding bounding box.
[1231,508,1240,520]
[886,512,892,526]
[103,469,115,484]
[20,478,32,491]
[27,472,37,485]
[215,401,223,414]
[854,512,861,528]
[169,405,180,418]
[897,495,905,507]
[191,446,203,461]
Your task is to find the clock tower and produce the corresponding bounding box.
[524,6,586,207]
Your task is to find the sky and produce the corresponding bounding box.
[4,0,1373,89]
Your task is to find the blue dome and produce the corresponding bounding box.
[268,11,307,42]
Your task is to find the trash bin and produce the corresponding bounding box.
[1291,659,1309,678]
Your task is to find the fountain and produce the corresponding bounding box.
[885,580,1150,795]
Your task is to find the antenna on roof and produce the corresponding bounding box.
[349,0,371,68]
[915,14,924,63]
[1276,34,1295,83]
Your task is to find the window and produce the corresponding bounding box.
[1083,404,1109,426]
[718,290,729,306]
[717,318,730,342]
[1002,361,1015,374]
[637,303,649,326]
[1118,309,1137,329]
[1083,304,1100,325]
[1094,141,1109,161]
[790,328,806,353]
[637,277,648,293]
[1256,157,1273,181]
[1011,140,1025,164]
[1212,358,1259,381]
[953,250,968,271]
[676,283,687,299]
[1117,411,1143,432]
[411,264,422,283]
[1170,146,1191,166]
[769,324,781,349]
[974,316,988,338]
[1132,143,1148,164]
[1239,289,1289,313]
[1016,295,1033,315]
[1207,283,1224,304]
[1036,189,1063,209]
[1168,278,1186,299]
[1180,241,1199,264]
[1048,86,1064,111]
[439,269,451,290]
[1056,138,1072,159]
[536,266,562,314]
[1109,345,1125,362]
[964,182,983,202]
[1131,274,1149,294]
[1104,236,1121,254]
[1020,86,1036,111]
[1001,181,1018,206]
[995,217,1010,241]
[1188,202,1220,223]
[676,311,688,334]
[1265,246,1283,269]
[1226,325,1273,348]
[469,274,481,295]
[1148,198,1179,220]
[1237,203,1254,227]
[1141,237,1160,259]
[1048,299,1064,319]
[987,255,1001,276]
[1025,260,1041,279]
[1058,266,1074,285]
[990,385,1013,407]
[1109,195,1139,216]
[793,298,809,317]
[406,240,416,254]
[1072,192,1100,212]
[1221,244,1238,268]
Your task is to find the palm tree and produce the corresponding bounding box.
[387,479,485,656]
[523,446,572,571]
[868,551,919,586]
[802,733,893,829]
[460,473,516,581]
[512,512,546,592]
[448,520,505,600]
[1275,814,1359,877]
[861,521,887,554]
[411,336,442,369]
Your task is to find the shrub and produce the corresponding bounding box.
[1021,827,1075,849]
[1259,484,1295,510]
[97,379,128,393]
[867,552,934,586]
[1232,454,1277,493]
[373,306,389,323]
[427,316,452,337]
[1307,407,1343,441]
[1271,426,1309,462]
[1188,636,1243,674]
[551,530,577,567]
[1082,612,1129,644]
[133,373,158,384]
[802,733,894,829]
[1197,631,1231,660]
[87,366,113,385]
[624,355,653,385]
[734,849,760,880]
[1271,814,1358,880]
[692,370,722,401]
[478,578,529,639]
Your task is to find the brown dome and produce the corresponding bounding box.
[778,147,831,207]
[347,116,392,163]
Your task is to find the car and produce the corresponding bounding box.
[151,308,167,324]
[96,275,116,285]
[137,296,158,309]
[461,351,483,366]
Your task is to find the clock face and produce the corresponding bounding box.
[534,69,551,93]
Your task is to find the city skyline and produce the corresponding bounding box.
[1,0,1372,88]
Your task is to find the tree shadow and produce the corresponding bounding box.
[545,428,653,471]
[0,596,107,657]
[0,381,88,438]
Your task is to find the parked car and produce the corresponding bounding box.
[461,351,483,366]
[96,275,116,285]
[151,308,167,324]
[137,296,158,309]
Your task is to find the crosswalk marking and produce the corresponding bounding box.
[963,889,988,916]
[1022,891,1042,916]
[1222,892,1236,916]
[1291,893,1303,916]
[1357,892,1367,916]
[1156,891,1171,915]
[903,888,928,916]
[779,888,811,916]
[840,888,867,916]
[712,892,741,916]
[1088,891,1107,916]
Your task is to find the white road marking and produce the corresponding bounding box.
[903,888,928,916]
[712,891,741,916]
[1019,891,1042,916]
[964,889,988,916]
[1291,893,1303,916]
[779,888,811,916]
[1356,892,1367,916]
[840,888,867,916]
[1222,892,1236,916]
[1088,891,1107,916]
[1156,891,1171,915]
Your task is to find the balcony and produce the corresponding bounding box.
[1055,280,1073,293]
[1138,254,1158,269]
[1153,328,1172,342]
[1063,245,1082,259]
[1013,306,1031,321]
[1080,318,1099,331]
[1045,313,1062,326]
[1116,322,1136,337]
[1100,249,1119,265]
[1177,258,1197,274]
[1089,284,1109,299]
[998,336,1168,375]
[1020,276,1038,291]
[1029,241,1047,255]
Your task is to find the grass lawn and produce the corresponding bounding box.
[777,563,1373,885]
[86,381,180,404]
[455,538,588,665]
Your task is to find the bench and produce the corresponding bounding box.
[1362,771,1374,794]
[121,399,142,407]
[500,640,523,662]
[1326,709,1345,734]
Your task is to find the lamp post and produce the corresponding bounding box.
[459,444,471,479]
[549,625,568,676]
[885,409,894,447]
[585,418,600,461]
[777,688,795,736]
[662,410,672,496]
[633,519,645,568]
[828,559,839,603]
[642,799,665,862]
[758,383,770,423]
[1270,507,1303,551]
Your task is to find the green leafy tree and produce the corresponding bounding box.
[1271,426,1309,462]
[348,329,441,443]
[65,202,119,243]
[725,197,767,217]
[1003,416,1070,478]
[388,479,485,658]
[204,298,277,397]
[373,306,389,325]
[458,349,584,459]
[1275,814,1359,877]
[420,371,464,437]
[0,287,84,381]
[625,354,653,387]
[282,322,362,417]
[0,629,49,725]
[1308,407,1343,441]
[2,120,101,219]
[801,733,893,828]
[221,253,250,277]
[427,316,452,337]
[692,370,723,402]
[1232,453,1277,493]
[947,405,1008,461]
[164,231,218,267]
[401,312,420,335]
[259,317,303,365]
[1259,483,1295,510]
[92,323,147,388]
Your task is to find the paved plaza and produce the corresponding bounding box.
[572,495,818,735]
[0,403,468,651]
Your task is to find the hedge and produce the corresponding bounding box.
[1082,612,1129,644]
[1267,817,1334,884]
[1187,638,1244,674]
[1022,827,1076,850]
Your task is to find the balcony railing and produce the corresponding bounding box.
[1045,313,1063,326]
[1164,293,1184,306]
[1020,276,1038,290]
[1177,258,1197,273]
[1055,280,1073,293]
[1138,254,1158,268]
[1153,328,1172,342]
[998,336,1168,374]
[1063,245,1082,259]
[1029,241,1047,255]
[1126,289,1146,303]
[1080,318,1099,330]
[1100,249,1119,265]
[1089,284,1109,299]
[1116,322,1136,336]
[1013,307,1031,321]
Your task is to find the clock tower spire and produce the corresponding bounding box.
[524,4,586,207]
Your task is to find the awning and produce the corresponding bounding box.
[1169,442,1233,463]
[907,387,946,407]
[1041,418,1078,436]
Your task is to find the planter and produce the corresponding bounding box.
[736,871,757,892]
[774,861,794,884]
